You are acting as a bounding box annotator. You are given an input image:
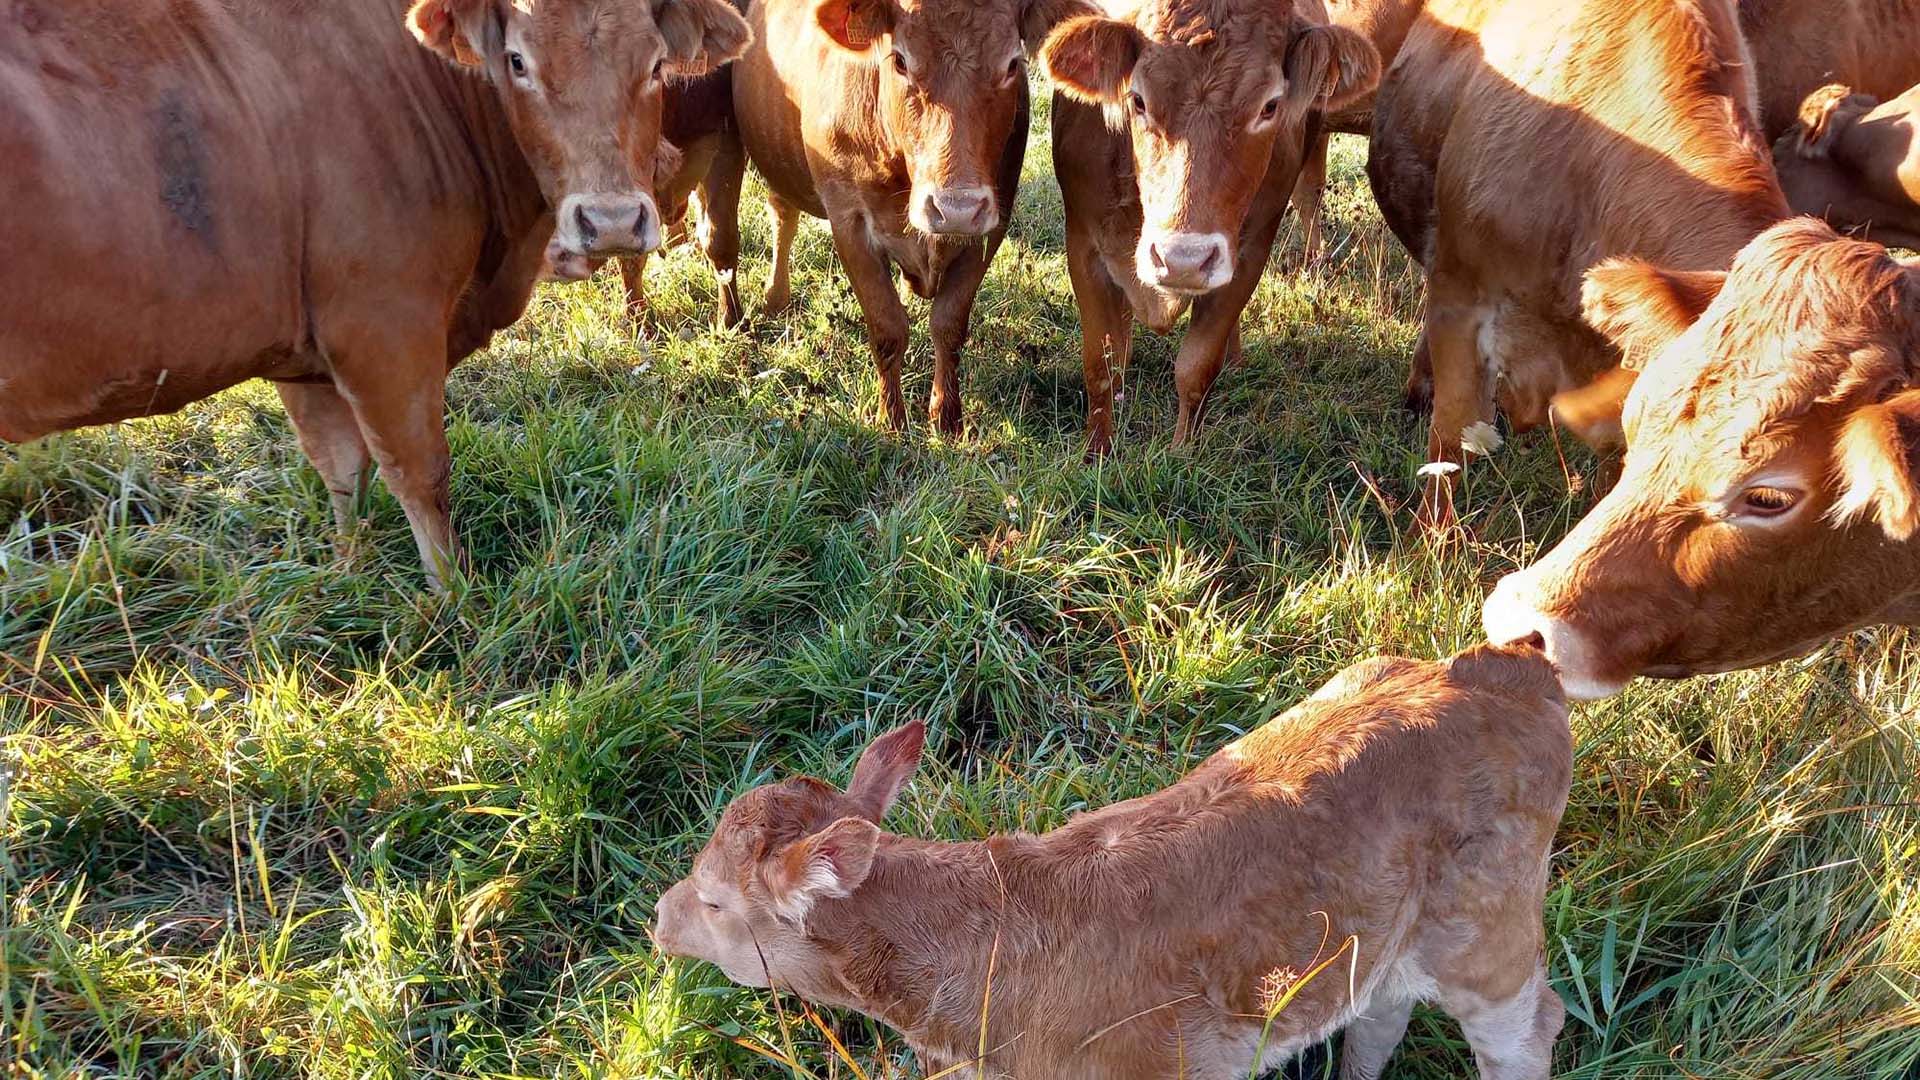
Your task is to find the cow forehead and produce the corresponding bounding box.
[1133,34,1286,110]
[892,0,1023,51]
[516,0,665,60]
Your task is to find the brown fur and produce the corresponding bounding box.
[1485,218,1920,695]
[733,0,1088,435]
[657,644,1573,1079]
[0,0,747,587]
[1775,82,1920,251]
[1041,0,1378,455]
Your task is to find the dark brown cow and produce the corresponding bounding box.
[1364,0,1789,528]
[1485,218,1920,698]
[657,644,1571,1079]
[1041,0,1377,453]
[733,0,1086,435]
[1776,83,1920,251]
[0,0,749,587]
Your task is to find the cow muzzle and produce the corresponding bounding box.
[911,186,999,236]
[1482,571,1630,700]
[1141,231,1233,294]
[548,192,663,280]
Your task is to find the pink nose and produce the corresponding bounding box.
[572,195,655,255]
[919,186,997,234]
[1146,233,1231,291]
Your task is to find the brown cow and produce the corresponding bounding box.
[655,644,1571,1079]
[0,0,749,587]
[732,0,1086,436]
[1775,83,1920,251]
[1040,0,1378,454]
[1484,218,1920,698]
[1364,0,1789,528]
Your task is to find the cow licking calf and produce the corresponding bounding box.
[1486,218,1920,698]
[657,644,1572,1080]
[0,0,749,588]
[733,0,1087,436]
[1042,0,1378,454]
[1775,83,1920,253]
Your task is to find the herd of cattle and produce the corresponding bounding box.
[5,0,1919,1075]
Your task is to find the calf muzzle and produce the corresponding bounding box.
[913,185,999,236]
[547,191,663,279]
[1143,231,1232,293]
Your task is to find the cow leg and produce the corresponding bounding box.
[1418,298,1488,534]
[828,219,911,431]
[279,381,371,557]
[1293,131,1330,270]
[1336,996,1414,1080]
[1225,322,1246,369]
[765,193,801,314]
[325,333,461,589]
[618,252,651,323]
[1065,225,1130,457]
[1442,965,1562,1080]
[1172,249,1268,446]
[700,130,747,329]
[928,238,996,437]
[1403,330,1434,416]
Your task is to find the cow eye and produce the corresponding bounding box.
[1259,96,1281,122]
[1737,485,1801,517]
[890,51,910,78]
[507,52,527,78]
[1129,91,1146,117]
[702,900,722,912]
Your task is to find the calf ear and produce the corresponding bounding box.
[1020,0,1100,52]
[1282,23,1380,115]
[654,0,753,73]
[407,0,493,67]
[815,0,892,54]
[1042,16,1145,104]
[1832,389,1920,540]
[846,719,925,821]
[652,137,686,187]
[1790,83,1874,158]
[1580,260,1726,370]
[767,816,882,920]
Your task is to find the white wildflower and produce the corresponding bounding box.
[1417,461,1462,479]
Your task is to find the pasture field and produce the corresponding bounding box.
[3,102,1917,1078]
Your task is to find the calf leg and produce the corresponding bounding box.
[1444,966,1562,1080]
[700,130,747,329]
[828,218,911,431]
[764,193,801,314]
[1336,997,1414,1080]
[279,381,371,555]
[1293,131,1330,269]
[928,237,996,437]
[1064,225,1131,457]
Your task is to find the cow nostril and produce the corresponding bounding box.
[1198,247,1219,275]
[633,202,651,237]
[574,203,598,248]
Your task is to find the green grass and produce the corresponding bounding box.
[4,106,1917,1079]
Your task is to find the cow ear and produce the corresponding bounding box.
[1789,83,1874,159]
[1580,259,1726,371]
[1282,23,1380,114]
[845,719,925,821]
[1548,364,1639,448]
[1020,0,1099,52]
[654,0,753,73]
[652,137,686,188]
[407,0,491,68]
[1042,16,1145,104]
[1832,389,1920,540]
[815,0,892,54]
[766,816,881,920]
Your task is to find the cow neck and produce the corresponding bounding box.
[444,66,550,262]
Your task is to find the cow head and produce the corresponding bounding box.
[813,0,1086,236]
[1042,3,1376,294]
[1485,218,1920,698]
[654,721,925,992]
[407,0,751,279]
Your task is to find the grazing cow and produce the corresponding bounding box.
[1775,83,1920,252]
[1484,219,1920,698]
[1364,0,1789,527]
[1041,0,1378,454]
[616,63,751,329]
[732,0,1087,436]
[0,0,750,587]
[656,643,1573,1080]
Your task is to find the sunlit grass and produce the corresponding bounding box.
[4,120,1916,1078]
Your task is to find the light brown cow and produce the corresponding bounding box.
[656,643,1572,1080]
[1364,0,1790,528]
[1484,218,1920,698]
[1776,83,1920,252]
[1040,0,1378,454]
[0,0,749,587]
[732,0,1086,436]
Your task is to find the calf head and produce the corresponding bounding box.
[1485,218,1920,697]
[1042,1,1376,294]
[654,721,926,995]
[407,0,750,278]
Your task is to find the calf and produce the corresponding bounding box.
[1775,83,1920,252]
[1485,218,1920,698]
[0,0,749,587]
[656,643,1572,1079]
[1041,0,1377,454]
[1365,0,1789,528]
[732,0,1087,435]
